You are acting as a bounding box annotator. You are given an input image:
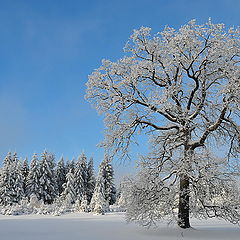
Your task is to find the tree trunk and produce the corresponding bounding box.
[177,174,190,228]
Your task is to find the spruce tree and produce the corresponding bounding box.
[39,151,57,204]
[66,159,75,174]
[90,161,108,213]
[86,157,95,204]
[55,156,66,196]
[74,153,87,202]
[0,152,13,205]
[0,152,24,205]
[62,169,76,204]
[3,152,12,166]
[22,158,29,197]
[103,156,116,205]
[26,153,41,199]
[11,159,24,204]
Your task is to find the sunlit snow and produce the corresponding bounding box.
[0,212,239,240]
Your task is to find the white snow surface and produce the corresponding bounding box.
[0,212,239,240]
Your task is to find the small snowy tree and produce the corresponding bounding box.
[74,153,87,202]
[86,20,240,228]
[86,157,96,204]
[116,178,129,210]
[26,153,41,199]
[90,161,109,214]
[61,169,76,205]
[39,151,57,204]
[55,156,66,196]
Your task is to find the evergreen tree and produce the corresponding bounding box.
[26,153,41,199]
[0,152,24,205]
[55,156,66,196]
[103,156,116,205]
[86,157,95,204]
[90,161,108,214]
[21,158,29,197]
[39,151,57,204]
[0,152,13,205]
[62,169,76,204]
[10,159,24,204]
[3,152,12,166]
[11,152,18,163]
[74,153,87,202]
[66,159,75,174]
[90,156,116,212]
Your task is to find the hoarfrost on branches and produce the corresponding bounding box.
[86,19,240,228]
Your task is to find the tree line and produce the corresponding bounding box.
[0,151,116,214]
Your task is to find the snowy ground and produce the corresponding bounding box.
[0,212,239,240]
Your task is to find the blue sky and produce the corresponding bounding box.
[0,0,239,176]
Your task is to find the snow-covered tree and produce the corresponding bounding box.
[11,159,24,204]
[116,179,129,210]
[79,195,89,212]
[66,159,75,174]
[0,152,13,205]
[86,20,240,228]
[86,157,96,204]
[90,162,109,214]
[55,156,66,196]
[62,169,76,205]
[3,152,12,166]
[26,153,41,199]
[39,151,57,204]
[21,158,29,196]
[74,153,87,202]
[103,156,116,205]
[0,152,24,205]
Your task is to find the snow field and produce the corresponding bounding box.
[0,213,239,240]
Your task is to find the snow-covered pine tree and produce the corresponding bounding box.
[26,153,41,199]
[55,156,66,196]
[86,157,95,204]
[39,151,57,204]
[74,153,87,202]
[0,152,13,205]
[90,161,108,214]
[116,178,129,210]
[10,159,24,204]
[0,152,24,205]
[21,158,29,197]
[11,152,18,163]
[66,159,75,174]
[3,152,12,166]
[61,169,76,205]
[102,156,116,205]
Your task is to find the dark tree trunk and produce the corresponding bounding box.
[177,174,190,228]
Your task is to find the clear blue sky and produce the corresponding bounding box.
[0,0,239,173]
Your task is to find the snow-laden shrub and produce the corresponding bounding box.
[74,198,90,213]
[109,204,126,212]
[29,194,42,208]
[1,198,36,216]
